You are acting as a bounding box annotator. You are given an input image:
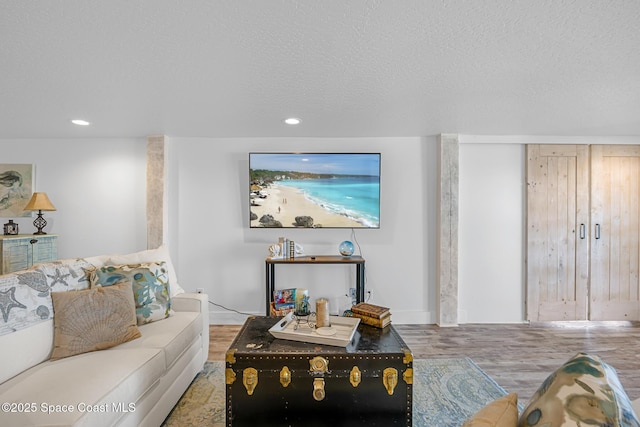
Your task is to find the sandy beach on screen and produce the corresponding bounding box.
[250,184,362,228]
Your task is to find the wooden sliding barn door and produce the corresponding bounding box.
[590,145,640,320]
[526,145,590,321]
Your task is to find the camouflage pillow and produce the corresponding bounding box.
[519,353,640,427]
[90,262,171,325]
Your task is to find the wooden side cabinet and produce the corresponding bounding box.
[0,235,58,274]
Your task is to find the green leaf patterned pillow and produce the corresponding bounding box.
[90,262,171,325]
[519,353,640,427]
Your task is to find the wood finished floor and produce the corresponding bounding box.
[209,322,640,405]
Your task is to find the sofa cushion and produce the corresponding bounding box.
[518,353,640,427]
[0,346,165,427]
[118,310,202,369]
[90,262,171,325]
[463,393,519,427]
[84,245,185,297]
[51,281,141,359]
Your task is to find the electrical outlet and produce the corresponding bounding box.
[196,288,204,294]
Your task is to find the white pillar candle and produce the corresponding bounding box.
[316,298,330,328]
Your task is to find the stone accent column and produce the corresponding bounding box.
[437,134,459,326]
[146,135,165,249]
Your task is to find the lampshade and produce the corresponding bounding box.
[24,192,57,211]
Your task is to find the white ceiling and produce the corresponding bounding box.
[2,1,639,139]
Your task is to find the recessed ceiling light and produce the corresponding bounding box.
[284,118,301,125]
[71,119,90,126]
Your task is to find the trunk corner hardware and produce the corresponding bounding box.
[225,368,236,385]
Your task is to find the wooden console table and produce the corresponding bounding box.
[265,255,366,315]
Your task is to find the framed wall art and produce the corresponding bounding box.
[0,164,33,218]
[249,153,380,229]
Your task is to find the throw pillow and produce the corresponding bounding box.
[90,262,171,325]
[0,259,96,336]
[463,393,519,427]
[518,353,640,427]
[50,281,141,360]
[84,245,185,297]
[31,258,94,292]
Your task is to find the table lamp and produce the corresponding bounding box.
[23,192,56,235]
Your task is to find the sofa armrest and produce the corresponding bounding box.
[172,292,210,366]
[172,292,208,313]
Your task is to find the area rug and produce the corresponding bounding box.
[162,358,509,427]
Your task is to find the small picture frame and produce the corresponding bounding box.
[3,220,19,235]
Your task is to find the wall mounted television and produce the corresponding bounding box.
[249,153,380,229]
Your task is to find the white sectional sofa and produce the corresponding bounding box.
[0,246,209,427]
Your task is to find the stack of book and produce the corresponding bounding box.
[350,302,391,328]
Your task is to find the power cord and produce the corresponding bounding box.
[350,228,363,257]
[208,300,253,316]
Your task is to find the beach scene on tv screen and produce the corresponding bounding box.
[250,153,380,228]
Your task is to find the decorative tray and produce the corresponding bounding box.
[269,313,361,347]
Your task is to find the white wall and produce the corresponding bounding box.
[0,138,147,258]
[458,142,525,323]
[8,135,637,325]
[167,137,437,324]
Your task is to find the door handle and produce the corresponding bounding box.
[580,224,586,239]
[595,224,601,240]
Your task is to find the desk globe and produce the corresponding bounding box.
[338,240,355,257]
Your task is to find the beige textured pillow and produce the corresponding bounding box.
[50,281,141,360]
[463,393,519,427]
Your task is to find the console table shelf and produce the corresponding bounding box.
[265,255,365,315]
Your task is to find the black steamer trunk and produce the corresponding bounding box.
[225,316,412,426]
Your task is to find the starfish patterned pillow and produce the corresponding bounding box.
[32,258,93,292]
[0,259,94,336]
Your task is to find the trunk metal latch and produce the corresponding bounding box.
[383,367,398,395]
[280,366,291,387]
[309,356,329,373]
[243,367,258,395]
[350,366,361,387]
[313,378,325,401]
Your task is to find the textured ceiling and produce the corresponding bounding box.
[1,0,639,138]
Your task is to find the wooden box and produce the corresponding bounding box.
[225,316,413,426]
